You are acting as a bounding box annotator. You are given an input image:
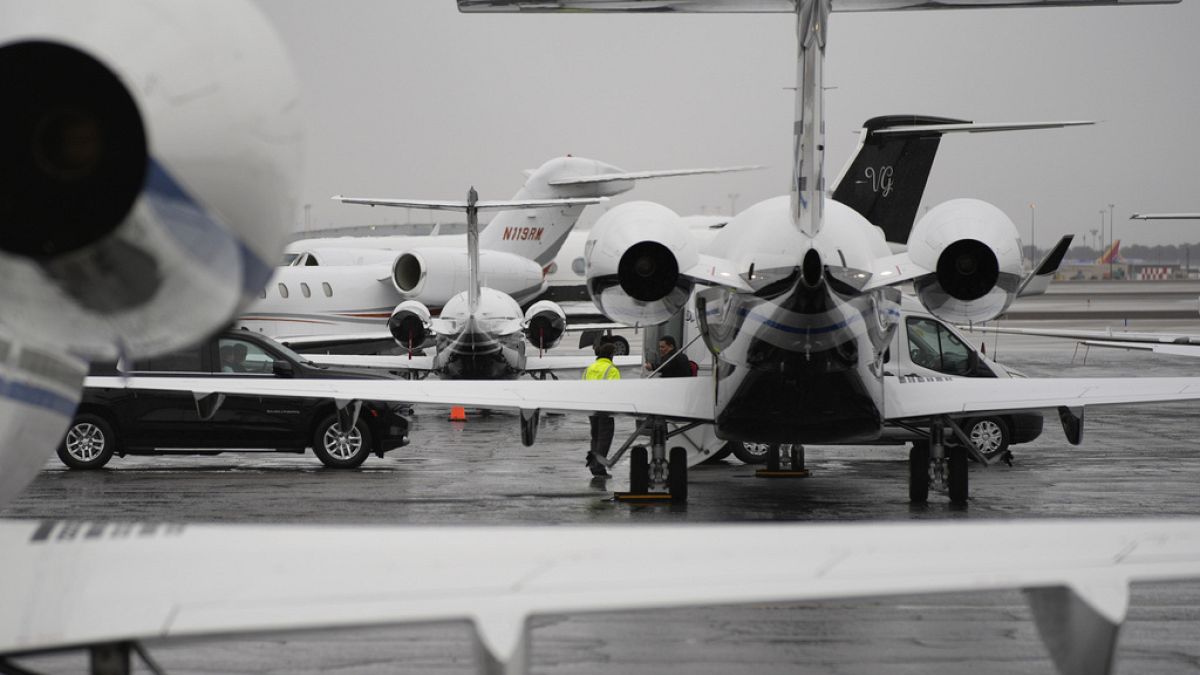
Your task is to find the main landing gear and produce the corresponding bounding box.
[755,443,810,478]
[909,415,1005,505]
[602,416,694,504]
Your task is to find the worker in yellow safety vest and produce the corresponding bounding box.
[583,341,620,477]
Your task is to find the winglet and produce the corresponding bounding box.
[1025,579,1129,675]
[1017,234,1073,297]
[471,609,531,675]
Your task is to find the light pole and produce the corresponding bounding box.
[1099,210,1105,270]
[728,193,739,216]
[1090,228,1098,252]
[1108,203,1116,280]
[303,203,311,232]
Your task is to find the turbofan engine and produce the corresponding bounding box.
[906,199,1023,324]
[585,201,697,325]
[391,247,545,306]
[523,300,567,351]
[388,300,435,352]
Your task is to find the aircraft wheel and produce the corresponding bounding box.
[630,445,649,494]
[765,443,782,472]
[908,441,930,503]
[668,446,688,503]
[610,336,630,356]
[948,445,969,504]
[57,414,116,470]
[732,441,770,465]
[312,415,372,469]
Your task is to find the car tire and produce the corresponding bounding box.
[57,414,116,470]
[731,441,771,465]
[312,414,372,469]
[966,416,1010,457]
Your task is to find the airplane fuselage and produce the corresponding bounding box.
[432,287,526,380]
[698,196,900,444]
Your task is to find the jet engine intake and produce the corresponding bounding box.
[391,247,545,306]
[522,300,567,351]
[906,199,1023,324]
[388,301,434,352]
[585,201,697,326]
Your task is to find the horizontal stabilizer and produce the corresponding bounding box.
[872,120,1093,137]
[548,165,763,186]
[460,0,1180,13]
[1130,212,1200,220]
[862,251,931,291]
[685,254,754,292]
[332,196,606,212]
[1017,234,1073,297]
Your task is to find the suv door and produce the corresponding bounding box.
[208,335,306,446]
[120,345,215,448]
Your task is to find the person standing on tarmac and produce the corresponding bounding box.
[583,341,620,477]
[645,335,692,378]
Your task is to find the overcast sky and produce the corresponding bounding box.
[257,0,1200,249]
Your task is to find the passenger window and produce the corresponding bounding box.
[259,288,267,299]
[132,348,204,373]
[300,282,311,298]
[217,338,277,374]
[906,318,972,376]
[278,283,289,299]
[322,282,333,297]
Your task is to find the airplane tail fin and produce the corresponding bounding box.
[831,117,1093,245]
[1097,239,1121,264]
[479,157,761,267]
[1017,234,1073,298]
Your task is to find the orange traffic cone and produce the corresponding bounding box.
[449,406,467,421]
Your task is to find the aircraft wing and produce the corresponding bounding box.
[884,376,1200,421]
[460,0,1179,12]
[958,325,1200,348]
[2,518,1198,675]
[548,165,763,186]
[1077,340,1200,357]
[83,375,716,420]
[307,354,435,371]
[524,354,643,372]
[1130,212,1200,220]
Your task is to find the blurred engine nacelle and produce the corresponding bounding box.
[391,248,546,306]
[388,300,434,352]
[522,300,567,351]
[906,199,1023,324]
[585,201,697,326]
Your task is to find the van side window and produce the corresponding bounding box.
[132,347,204,373]
[906,318,972,376]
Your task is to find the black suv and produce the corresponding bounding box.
[58,331,410,470]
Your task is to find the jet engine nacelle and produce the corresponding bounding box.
[907,199,1024,324]
[585,201,697,326]
[0,1,302,360]
[523,300,567,351]
[388,301,435,351]
[391,248,545,306]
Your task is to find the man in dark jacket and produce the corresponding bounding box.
[645,335,692,378]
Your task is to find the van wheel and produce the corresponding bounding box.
[732,441,771,465]
[313,415,372,469]
[966,417,1009,457]
[57,414,116,470]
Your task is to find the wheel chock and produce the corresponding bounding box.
[754,468,811,478]
[613,491,675,503]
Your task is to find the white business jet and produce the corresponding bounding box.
[239,157,759,338]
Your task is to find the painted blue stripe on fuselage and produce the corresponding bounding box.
[0,375,79,418]
[144,159,274,296]
[705,305,900,337]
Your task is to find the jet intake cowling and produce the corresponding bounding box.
[585,201,697,326]
[391,247,545,306]
[907,199,1023,324]
[388,300,434,351]
[522,300,567,351]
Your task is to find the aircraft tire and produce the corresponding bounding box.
[610,336,630,356]
[630,446,649,493]
[732,441,770,465]
[312,415,372,469]
[668,446,688,503]
[908,441,930,503]
[948,445,969,504]
[57,414,117,470]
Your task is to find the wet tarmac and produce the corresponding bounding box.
[5,315,1200,673]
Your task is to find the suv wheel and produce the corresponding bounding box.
[57,414,116,469]
[732,441,771,465]
[312,415,372,469]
